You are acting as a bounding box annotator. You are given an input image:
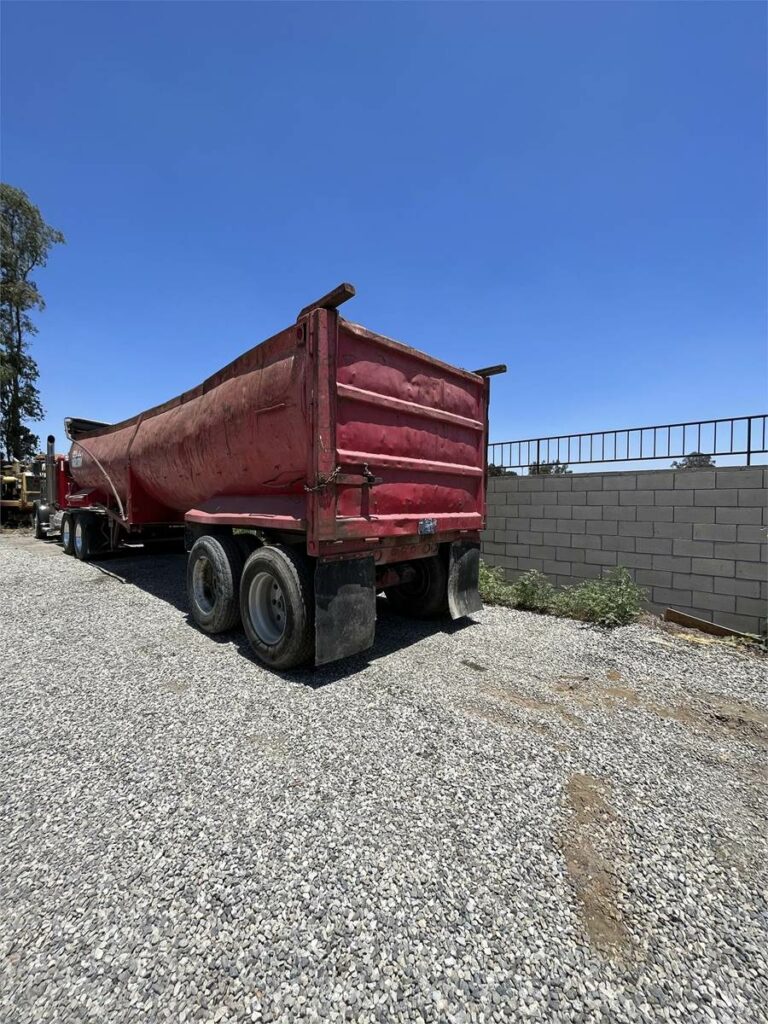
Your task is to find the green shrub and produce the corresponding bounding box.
[479,561,645,627]
[478,560,517,607]
[509,569,555,612]
[553,567,645,627]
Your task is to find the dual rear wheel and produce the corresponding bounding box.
[186,536,314,670]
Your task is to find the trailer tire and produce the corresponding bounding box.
[73,513,100,561]
[240,545,314,670]
[385,554,449,619]
[61,513,75,555]
[187,534,245,634]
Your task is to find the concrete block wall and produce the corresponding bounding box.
[481,465,768,635]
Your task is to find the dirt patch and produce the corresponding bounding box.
[160,680,189,695]
[553,676,768,750]
[479,682,582,728]
[560,773,631,958]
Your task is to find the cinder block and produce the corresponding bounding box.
[654,587,692,607]
[558,518,585,534]
[638,506,674,522]
[695,489,737,506]
[673,573,714,593]
[585,550,618,566]
[719,468,763,488]
[517,531,544,546]
[674,470,715,489]
[544,560,568,576]
[585,520,619,535]
[539,491,561,506]
[531,518,556,532]
[714,542,761,561]
[602,535,636,553]
[621,552,654,569]
[543,532,573,547]
[602,474,637,490]
[637,471,676,489]
[526,505,546,519]
[652,555,692,573]
[483,541,506,555]
[716,612,762,634]
[602,505,637,521]
[620,489,654,506]
[520,478,544,492]
[691,590,736,614]
[571,534,602,550]
[561,546,586,563]
[624,522,654,538]
[734,524,766,543]
[672,539,714,558]
[557,491,587,505]
[570,562,602,579]
[493,530,511,544]
[573,506,602,520]
[735,560,767,581]
[736,595,768,618]
[693,523,736,542]
[485,517,505,533]
[692,557,735,578]
[636,569,672,588]
[504,517,532,532]
[572,476,602,491]
[738,489,768,506]
[515,490,533,506]
[636,537,673,555]
[651,524,696,540]
[544,477,573,491]
[587,490,620,505]
[530,545,556,560]
[674,506,715,524]
[716,506,762,525]
[555,505,574,520]
[505,543,531,557]
[714,576,762,598]
[659,489,695,506]
[518,557,544,571]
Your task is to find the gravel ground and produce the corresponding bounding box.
[1,533,766,1024]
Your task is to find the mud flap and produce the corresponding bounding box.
[447,541,482,619]
[315,556,376,666]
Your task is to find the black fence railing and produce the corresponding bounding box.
[488,414,768,473]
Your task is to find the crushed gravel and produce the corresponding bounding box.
[1,533,766,1024]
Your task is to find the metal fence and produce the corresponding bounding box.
[488,414,768,473]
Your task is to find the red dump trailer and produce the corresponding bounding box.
[36,284,504,668]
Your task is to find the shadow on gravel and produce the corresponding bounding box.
[89,548,478,689]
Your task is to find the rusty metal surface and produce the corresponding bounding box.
[66,287,489,553]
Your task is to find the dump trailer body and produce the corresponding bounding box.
[61,286,497,666]
[67,312,488,551]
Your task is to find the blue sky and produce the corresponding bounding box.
[2,1,766,458]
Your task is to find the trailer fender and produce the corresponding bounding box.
[315,556,376,666]
[447,541,482,619]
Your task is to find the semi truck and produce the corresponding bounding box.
[35,284,504,668]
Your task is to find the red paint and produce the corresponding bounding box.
[66,301,490,555]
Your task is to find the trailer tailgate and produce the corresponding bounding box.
[325,319,486,542]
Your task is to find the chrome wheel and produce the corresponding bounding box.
[74,519,84,556]
[62,518,71,550]
[247,571,286,645]
[192,555,216,614]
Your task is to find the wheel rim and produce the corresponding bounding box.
[396,560,432,599]
[192,555,216,614]
[74,521,84,555]
[62,519,71,548]
[247,571,286,646]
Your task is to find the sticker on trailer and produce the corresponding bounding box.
[418,518,437,535]
[71,452,82,468]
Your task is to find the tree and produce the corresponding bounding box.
[671,451,715,470]
[1,184,64,460]
[528,459,571,475]
[487,464,518,477]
